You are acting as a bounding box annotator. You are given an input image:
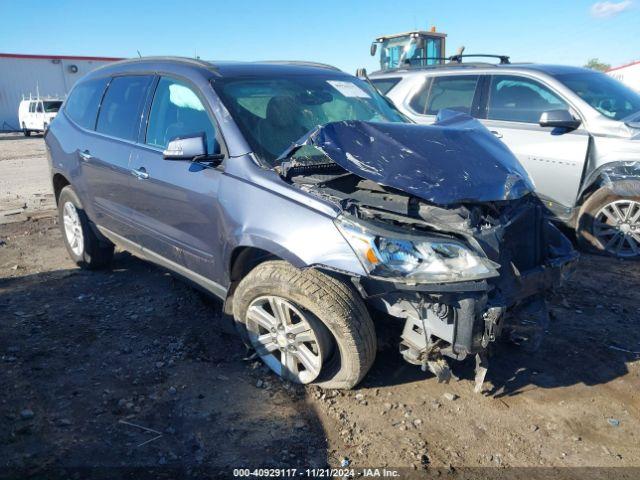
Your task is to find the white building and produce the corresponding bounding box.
[607,60,640,93]
[0,53,122,131]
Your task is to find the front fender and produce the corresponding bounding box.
[218,173,368,286]
[579,161,640,199]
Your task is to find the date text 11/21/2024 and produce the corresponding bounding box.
[232,468,401,477]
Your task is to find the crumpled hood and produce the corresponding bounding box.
[281,111,534,205]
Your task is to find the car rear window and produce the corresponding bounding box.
[96,75,153,141]
[370,77,401,95]
[65,77,110,130]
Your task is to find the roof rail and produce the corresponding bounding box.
[259,60,341,71]
[449,54,510,64]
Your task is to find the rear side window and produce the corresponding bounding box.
[36,102,43,113]
[146,77,218,154]
[29,102,35,113]
[96,76,153,141]
[487,75,568,123]
[370,77,401,95]
[409,75,479,115]
[65,77,109,129]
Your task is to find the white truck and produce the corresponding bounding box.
[18,97,63,136]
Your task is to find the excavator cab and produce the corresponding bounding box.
[371,28,447,71]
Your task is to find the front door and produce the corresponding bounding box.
[481,74,590,213]
[127,76,224,280]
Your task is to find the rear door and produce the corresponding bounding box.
[34,101,45,130]
[127,75,225,278]
[80,75,154,237]
[480,74,589,212]
[27,102,37,129]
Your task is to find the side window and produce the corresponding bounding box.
[96,76,153,141]
[36,102,43,113]
[408,78,431,114]
[65,77,110,130]
[370,77,401,96]
[487,75,568,123]
[146,77,218,154]
[410,75,479,115]
[29,102,35,113]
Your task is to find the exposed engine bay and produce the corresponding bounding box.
[277,113,578,391]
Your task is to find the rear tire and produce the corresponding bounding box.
[58,186,114,269]
[233,260,377,389]
[577,187,640,258]
[22,123,30,137]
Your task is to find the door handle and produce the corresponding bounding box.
[490,130,503,139]
[78,150,93,161]
[131,167,149,180]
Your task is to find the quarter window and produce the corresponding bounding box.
[487,75,568,123]
[146,77,218,154]
[370,77,402,95]
[96,76,153,141]
[65,77,110,130]
[36,102,43,113]
[409,75,479,115]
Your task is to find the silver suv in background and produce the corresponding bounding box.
[370,61,640,258]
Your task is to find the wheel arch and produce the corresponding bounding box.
[223,245,288,314]
[52,173,71,205]
[578,161,640,206]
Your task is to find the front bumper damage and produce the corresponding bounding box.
[353,232,577,392]
[280,113,579,391]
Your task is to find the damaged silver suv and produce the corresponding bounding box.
[46,57,576,390]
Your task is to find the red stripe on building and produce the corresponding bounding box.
[0,52,124,62]
[607,60,640,73]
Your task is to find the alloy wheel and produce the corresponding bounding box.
[62,201,84,256]
[593,199,640,258]
[245,295,330,384]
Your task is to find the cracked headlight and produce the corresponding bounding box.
[335,216,499,283]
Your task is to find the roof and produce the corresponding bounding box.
[371,62,594,77]
[210,60,344,77]
[0,52,123,62]
[375,30,447,41]
[87,57,346,79]
[607,60,640,73]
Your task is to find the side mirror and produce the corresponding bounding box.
[163,134,206,160]
[539,110,581,130]
[370,43,377,56]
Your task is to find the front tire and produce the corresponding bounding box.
[577,187,640,258]
[58,186,114,269]
[232,260,377,389]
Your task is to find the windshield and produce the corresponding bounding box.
[213,75,406,164]
[43,101,62,113]
[557,72,640,121]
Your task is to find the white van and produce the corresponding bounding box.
[18,98,63,136]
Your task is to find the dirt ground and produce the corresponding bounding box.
[1,136,639,479]
[0,134,55,224]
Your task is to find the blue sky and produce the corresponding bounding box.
[1,0,638,72]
